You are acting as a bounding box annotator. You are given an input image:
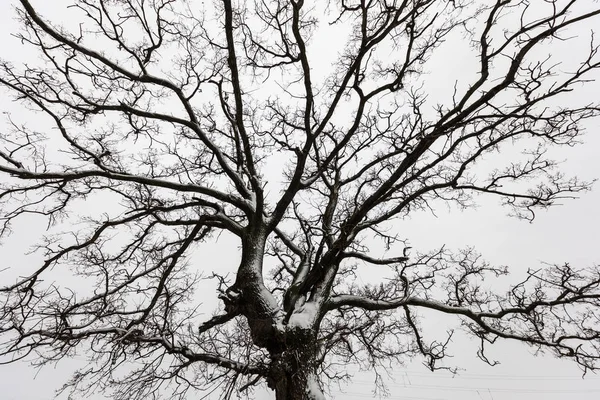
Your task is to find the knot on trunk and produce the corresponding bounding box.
[218,286,242,314]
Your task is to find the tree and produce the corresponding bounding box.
[1,0,600,398]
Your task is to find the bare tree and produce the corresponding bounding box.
[1,0,600,399]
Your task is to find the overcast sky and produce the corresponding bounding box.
[1,1,600,399]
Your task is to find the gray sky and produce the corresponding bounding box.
[1,0,600,399]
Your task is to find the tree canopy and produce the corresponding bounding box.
[1,1,600,399]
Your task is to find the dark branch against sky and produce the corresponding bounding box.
[1,0,600,399]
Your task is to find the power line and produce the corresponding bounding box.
[337,368,599,381]
[329,374,600,398]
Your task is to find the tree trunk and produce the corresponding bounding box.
[269,351,325,399]
[234,228,326,399]
[267,328,325,400]
[272,368,325,400]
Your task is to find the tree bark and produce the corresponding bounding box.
[268,328,325,400]
[234,228,326,399]
[272,367,325,400]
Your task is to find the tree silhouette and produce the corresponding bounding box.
[1,0,600,399]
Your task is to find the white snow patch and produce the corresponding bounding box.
[306,374,326,400]
[287,301,319,329]
[259,286,280,311]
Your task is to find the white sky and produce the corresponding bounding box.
[1,1,600,399]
